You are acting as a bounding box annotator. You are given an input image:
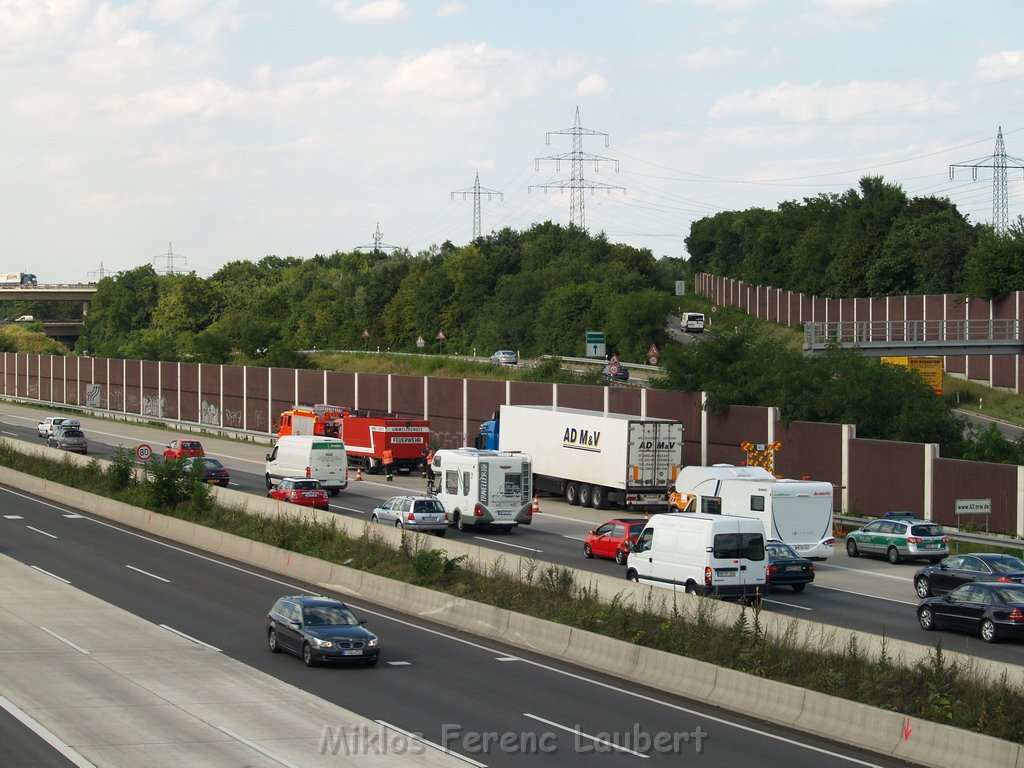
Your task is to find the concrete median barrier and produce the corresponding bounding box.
[709,667,806,728]
[503,610,573,658]
[562,626,641,679]
[632,645,718,704]
[892,714,1022,768]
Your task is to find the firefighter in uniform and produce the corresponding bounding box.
[382,448,394,481]
[425,447,436,493]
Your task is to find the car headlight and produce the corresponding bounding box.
[309,636,334,648]
[366,636,379,648]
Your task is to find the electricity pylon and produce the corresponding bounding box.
[530,106,625,230]
[451,173,503,240]
[949,126,1024,235]
[355,223,399,254]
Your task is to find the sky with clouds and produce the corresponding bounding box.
[3,0,1024,281]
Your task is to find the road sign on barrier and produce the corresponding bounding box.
[135,444,152,462]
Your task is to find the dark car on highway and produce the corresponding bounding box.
[766,539,815,592]
[918,582,1024,643]
[267,595,380,666]
[913,553,1024,598]
[181,456,231,487]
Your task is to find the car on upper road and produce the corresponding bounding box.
[913,553,1024,598]
[490,350,519,366]
[765,539,815,592]
[163,439,205,461]
[267,477,330,510]
[180,456,231,487]
[46,426,88,455]
[37,416,68,438]
[267,595,380,666]
[371,495,448,536]
[583,518,649,564]
[680,312,706,333]
[844,512,949,564]
[601,364,629,382]
[918,582,1024,643]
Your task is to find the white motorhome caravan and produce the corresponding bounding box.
[431,448,533,531]
[625,513,767,600]
[265,436,348,496]
[673,464,834,559]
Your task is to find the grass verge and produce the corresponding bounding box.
[5,442,1023,744]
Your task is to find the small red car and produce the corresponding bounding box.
[163,439,205,461]
[268,477,330,511]
[584,518,649,564]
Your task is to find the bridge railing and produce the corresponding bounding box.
[805,319,1023,350]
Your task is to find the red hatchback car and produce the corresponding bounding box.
[163,439,205,461]
[584,518,649,564]
[268,477,330,511]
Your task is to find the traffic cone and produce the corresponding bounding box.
[355,466,363,481]
[531,495,540,515]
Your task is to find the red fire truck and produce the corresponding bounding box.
[278,405,430,475]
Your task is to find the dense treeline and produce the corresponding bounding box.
[78,223,685,365]
[685,175,1024,300]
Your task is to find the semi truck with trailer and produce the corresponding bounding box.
[475,404,684,512]
[0,272,37,287]
[670,464,835,559]
[278,405,429,474]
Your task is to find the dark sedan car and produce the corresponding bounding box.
[180,456,231,487]
[267,595,380,666]
[766,539,815,592]
[918,582,1024,643]
[913,553,1024,598]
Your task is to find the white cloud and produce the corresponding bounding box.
[334,0,408,22]
[575,74,606,97]
[437,2,464,17]
[975,50,1024,78]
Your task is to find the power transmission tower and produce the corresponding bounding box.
[153,242,187,275]
[87,262,112,281]
[355,223,399,254]
[530,106,625,230]
[949,126,1024,235]
[451,173,503,240]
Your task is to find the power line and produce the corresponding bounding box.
[949,126,1024,235]
[530,106,625,230]
[355,222,399,254]
[451,172,503,240]
[153,242,187,275]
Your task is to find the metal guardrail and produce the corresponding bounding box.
[804,319,1024,356]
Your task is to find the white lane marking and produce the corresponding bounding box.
[473,536,542,553]
[217,726,298,768]
[762,598,813,612]
[561,535,586,541]
[524,713,648,758]
[126,564,171,583]
[4,514,23,519]
[39,627,90,654]
[26,525,57,539]
[0,693,98,768]
[63,513,84,518]
[160,624,222,652]
[387,660,411,666]
[815,562,908,582]
[31,565,70,584]
[814,584,917,606]
[495,656,519,662]
[537,511,605,525]
[331,504,365,514]
[1,430,18,436]
[1,487,78,514]
[32,492,890,767]
[375,720,487,767]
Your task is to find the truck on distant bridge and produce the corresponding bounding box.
[0,273,37,287]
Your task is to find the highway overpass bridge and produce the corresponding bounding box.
[804,319,1024,356]
[0,284,96,342]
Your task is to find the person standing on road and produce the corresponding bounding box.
[382,448,394,481]
[425,447,436,493]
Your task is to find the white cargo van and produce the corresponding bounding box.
[673,464,835,559]
[625,513,767,600]
[265,436,348,496]
[431,448,533,531]
[680,312,705,333]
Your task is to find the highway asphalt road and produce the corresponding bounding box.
[0,402,1020,666]
[0,705,79,768]
[0,487,912,768]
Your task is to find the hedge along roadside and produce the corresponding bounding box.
[0,449,1022,766]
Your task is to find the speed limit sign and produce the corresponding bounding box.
[135,444,152,462]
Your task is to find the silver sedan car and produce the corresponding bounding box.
[371,496,448,536]
[47,427,88,455]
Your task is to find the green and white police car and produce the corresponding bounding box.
[845,512,949,564]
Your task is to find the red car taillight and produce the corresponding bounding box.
[998,576,1014,583]
[907,536,922,544]
[808,563,815,573]
[704,566,712,586]
[767,564,778,574]
[824,538,835,547]
[941,536,949,543]
[1008,608,1024,621]
[408,511,416,522]
[473,504,484,517]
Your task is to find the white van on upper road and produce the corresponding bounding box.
[680,312,705,333]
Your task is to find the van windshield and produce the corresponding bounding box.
[713,532,764,560]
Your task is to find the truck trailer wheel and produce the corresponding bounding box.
[591,485,609,509]
[565,482,580,506]
[578,483,592,507]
